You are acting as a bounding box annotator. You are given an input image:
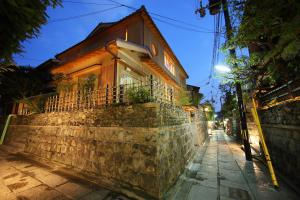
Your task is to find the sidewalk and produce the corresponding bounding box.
[167,130,300,200]
[0,150,130,200]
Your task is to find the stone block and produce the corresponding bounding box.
[140,173,158,194]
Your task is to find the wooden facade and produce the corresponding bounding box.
[39,6,189,101]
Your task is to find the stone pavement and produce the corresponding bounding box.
[166,130,300,200]
[0,150,131,200]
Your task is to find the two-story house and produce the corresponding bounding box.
[14,6,192,115]
[39,6,188,101]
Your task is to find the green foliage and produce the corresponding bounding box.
[0,66,51,115]
[224,0,300,90]
[0,66,49,98]
[53,73,75,93]
[78,74,97,91]
[17,93,53,113]
[192,92,204,106]
[0,62,15,74]
[0,0,61,65]
[177,89,192,106]
[126,86,152,104]
[202,100,215,121]
[219,83,237,118]
[191,93,204,106]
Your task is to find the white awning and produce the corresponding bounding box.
[115,38,152,57]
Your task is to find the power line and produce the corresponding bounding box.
[63,0,116,6]
[150,12,212,31]
[109,0,221,34]
[63,0,215,32]
[108,0,217,32]
[152,16,218,34]
[52,0,223,34]
[48,5,123,23]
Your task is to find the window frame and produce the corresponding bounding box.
[164,51,175,75]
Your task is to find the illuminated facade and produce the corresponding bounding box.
[39,6,189,100]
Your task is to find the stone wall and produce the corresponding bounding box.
[258,101,300,187]
[4,103,208,199]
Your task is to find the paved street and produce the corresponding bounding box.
[0,150,130,200]
[167,130,300,200]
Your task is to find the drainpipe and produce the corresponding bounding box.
[0,114,16,145]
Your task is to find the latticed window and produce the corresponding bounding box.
[164,52,175,75]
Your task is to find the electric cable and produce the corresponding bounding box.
[63,0,116,6]
[55,0,221,34]
[48,5,123,23]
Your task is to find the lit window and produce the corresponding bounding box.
[125,28,128,41]
[151,43,158,56]
[164,52,175,75]
[120,75,133,85]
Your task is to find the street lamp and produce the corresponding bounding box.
[215,64,231,73]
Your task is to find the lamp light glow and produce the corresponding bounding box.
[215,64,231,73]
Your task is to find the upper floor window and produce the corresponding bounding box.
[151,43,158,56]
[125,28,128,41]
[164,52,175,75]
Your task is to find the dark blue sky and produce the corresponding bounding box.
[14,0,225,110]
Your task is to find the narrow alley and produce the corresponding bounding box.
[167,130,300,200]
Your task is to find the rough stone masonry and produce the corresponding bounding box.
[259,101,300,189]
[4,102,208,199]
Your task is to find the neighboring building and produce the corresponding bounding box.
[186,84,201,105]
[37,6,189,104]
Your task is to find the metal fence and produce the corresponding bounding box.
[44,81,175,113]
[258,79,300,107]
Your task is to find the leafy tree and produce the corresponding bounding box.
[202,100,215,121]
[192,92,204,105]
[53,73,75,93]
[0,66,51,115]
[219,82,237,118]
[0,0,61,67]
[224,0,300,91]
[177,88,192,106]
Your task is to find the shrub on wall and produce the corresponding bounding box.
[17,93,54,114]
[126,86,153,104]
[53,73,74,93]
[177,89,192,106]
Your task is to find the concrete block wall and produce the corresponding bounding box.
[4,103,208,199]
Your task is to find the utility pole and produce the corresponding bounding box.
[222,0,252,161]
[196,0,252,161]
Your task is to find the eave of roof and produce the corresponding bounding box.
[53,5,189,78]
[187,84,200,90]
[35,58,60,70]
[139,7,189,78]
[54,6,146,59]
[86,22,116,39]
[116,38,152,57]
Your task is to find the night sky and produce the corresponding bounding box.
[13,0,225,111]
